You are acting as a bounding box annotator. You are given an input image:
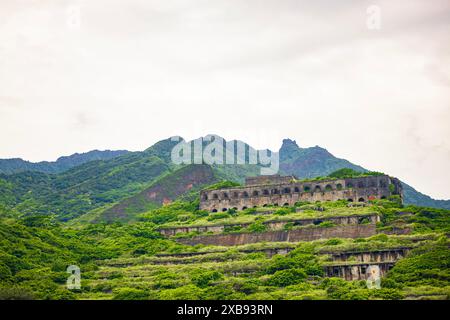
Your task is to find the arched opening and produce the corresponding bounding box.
[325,184,333,191]
[333,267,340,276]
[233,192,239,198]
[202,194,208,201]
[380,196,387,199]
[283,203,289,206]
[304,185,311,192]
[253,206,257,208]
[262,204,268,207]
[283,187,291,194]
[272,189,279,195]
[313,220,323,225]
[294,187,300,192]
[212,209,218,212]
[253,190,259,196]
[314,185,321,192]
[263,189,270,195]
[347,198,353,202]
[223,192,229,199]
[336,183,343,190]
[232,207,238,210]
[213,193,219,199]
[222,208,228,212]
[273,203,279,207]
[242,191,249,198]
[358,217,370,224]
[358,197,365,202]
[242,206,248,210]
[346,182,354,188]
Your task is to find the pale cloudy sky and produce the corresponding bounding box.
[0,0,449,199]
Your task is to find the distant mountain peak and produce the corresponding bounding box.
[281,138,300,149]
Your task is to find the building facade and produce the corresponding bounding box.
[199,174,403,212]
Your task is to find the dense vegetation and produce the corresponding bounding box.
[1,194,449,300]
[0,137,449,300]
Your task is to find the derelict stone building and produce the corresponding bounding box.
[199,174,403,212]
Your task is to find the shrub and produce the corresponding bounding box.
[233,279,260,294]
[207,213,230,221]
[112,288,149,300]
[246,221,267,233]
[283,222,294,231]
[317,221,335,228]
[325,238,342,245]
[191,270,223,288]
[267,268,307,287]
[369,288,404,300]
[274,208,291,215]
[265,253,322,276]
[158,285,204,300]
[223,225,243,233]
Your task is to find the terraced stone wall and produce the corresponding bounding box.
[176,224,377,246]
[158,214,380,236]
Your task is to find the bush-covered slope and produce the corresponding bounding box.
[0,139,182,221]
[1,198,448,300]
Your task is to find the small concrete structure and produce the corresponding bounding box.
[323,262,395,281]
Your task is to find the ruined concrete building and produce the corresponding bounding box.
[199,174,403,212]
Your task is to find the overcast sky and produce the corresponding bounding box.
[1,0,449,199]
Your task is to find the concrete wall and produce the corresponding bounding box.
[199,175,403,212]
[325,248,411,263]
[158,214,380,236]
[176,224,377,246]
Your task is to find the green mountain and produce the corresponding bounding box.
[0,135,449,224]
[0,150,129,174]
[279,139,366,178]
[0,139,181,221]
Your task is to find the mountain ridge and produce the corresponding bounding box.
[0,149,129,174]
[0,135,449,219]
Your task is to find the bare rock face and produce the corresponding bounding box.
[98,164,218,222]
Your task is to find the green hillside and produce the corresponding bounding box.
[1,197,449,300]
